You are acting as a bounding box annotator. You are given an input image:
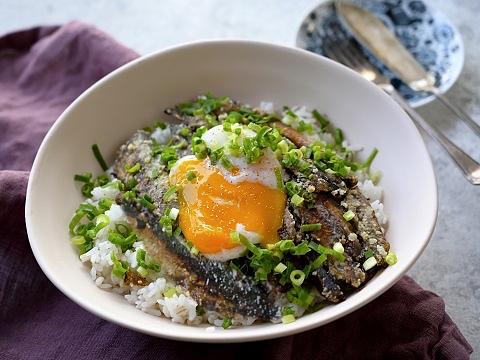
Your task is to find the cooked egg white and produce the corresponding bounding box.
[169,126,286,261]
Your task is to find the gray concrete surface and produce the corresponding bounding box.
[1,0,478,354]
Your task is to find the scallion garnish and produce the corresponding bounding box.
[186,170,197,182]
[290,270,305,286]
[313,253,327,268]
[363,256,377,271]
[343,210,355,221]
[291,193,304,207]
[292,241,310,255]
[333,242,345,254]
[364,249,374,258]
[71,235,86,246]
[125,162,141,174]
[136,248,161,272]
[312,109,330,130]
[139,194,156,211]
[363,148,379,170]
[334,128,344,146]
[222,317,232,329]
[300,223,322,232]
[74,172,92,183]
[163,185,177,202]
[220,155,233,170]
[179,127,191,137]
[115,223,130,236]
[274,262,287,273]
[111,252,128,279]
[91,144,109,171]
[385,252,398,266]
[281,314,296,324]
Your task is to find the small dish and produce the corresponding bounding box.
[296,0,464,108]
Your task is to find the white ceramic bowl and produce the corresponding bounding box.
[25,40,437,343]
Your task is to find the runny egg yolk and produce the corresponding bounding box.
[169,158,286,254]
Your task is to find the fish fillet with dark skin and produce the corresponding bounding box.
[112,131,281,320]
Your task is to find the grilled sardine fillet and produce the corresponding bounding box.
[112,131,280,320]
[344,189,390,265]
[297,194,366,289]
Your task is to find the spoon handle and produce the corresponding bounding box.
[430,87,480,138]
[385,86,480,185]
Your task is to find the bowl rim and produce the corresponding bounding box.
[25,39,438,343]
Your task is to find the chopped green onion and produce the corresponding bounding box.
[292,241,310,256]
[91,144,108,171]
[163,185,177,202]
[333,242,344,254]
[95,214,110,226]
[300,223,322,232]
[74,173,92,183]
[363,256,377,271]
[313,253,327,268]
[160,147,178,168]
[385,252,398,266]
[277,140,289,154]
[343,210,355,221]
[115,223,130,236]
[281,306,295,316]
[173,227,182,238]
[281,314,296,324]
[137,266,148,277]
[363,148,379,170]
[108,230,137,252]
[230,231,240,243]
[179,127,191,137]
[139,194,156,211]
[190,246,199,255]
[125,162,141,174]
[222,317,232,329]
[308,241,345,262]
[220,155,233,170]
[334,128,344,146]
[274,167,284,191]
[154,121,167,129]
[71,235,86,245]
[164,288,176,298]
[290,270,305,286]
[274,262,287,273]
[160,209,175,236]
[186,170,197,182]
[312,109,329,130]
[111,252,128,279]
[287,286,314,308]
[277,239,295,251]
[291,194,304,207]
[136,248,161,272]
[364,249,374,258]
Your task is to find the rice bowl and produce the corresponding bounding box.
[25,40,437,342]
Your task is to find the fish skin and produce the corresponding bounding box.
[297,194,366,288]
[311,267,344,303]
[344,188,390,266]
[113,131,281,320]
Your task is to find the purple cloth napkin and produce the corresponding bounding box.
[0,22,473,360]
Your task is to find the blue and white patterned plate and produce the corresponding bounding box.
[296,0,464,108]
